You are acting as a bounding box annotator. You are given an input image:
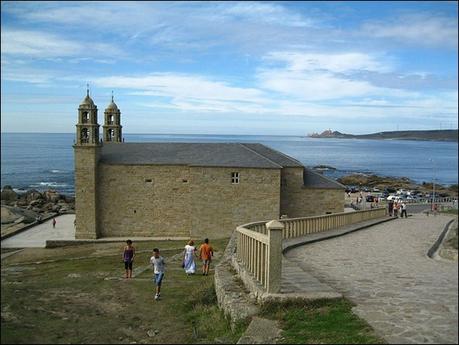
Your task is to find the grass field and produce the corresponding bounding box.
[261,300,385,344]
[1,239,244,344]
[2,239,385,344]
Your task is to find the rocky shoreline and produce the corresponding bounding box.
[1,186,75,236]
[336,173,458,196]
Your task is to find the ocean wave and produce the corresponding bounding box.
[50,169,62,173]
[30,182,69,188]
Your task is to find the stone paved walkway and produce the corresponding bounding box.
[285,213,458,344]
[1,214,75,248]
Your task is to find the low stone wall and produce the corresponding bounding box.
[214,232,259,326]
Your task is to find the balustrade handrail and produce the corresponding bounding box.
[234,207,388,294]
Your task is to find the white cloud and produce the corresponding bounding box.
[1,29,123,58]
[257,69,378,100]
[264,51,391,73]
[94,73,266,104]
[362,13,458,48]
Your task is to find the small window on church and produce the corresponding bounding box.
[145,179,152,183]
[108,115,114,125]
[231,172,240,184]
[82,112,89,123]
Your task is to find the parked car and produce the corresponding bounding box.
[372,187,380,192]
[366,195,375,202]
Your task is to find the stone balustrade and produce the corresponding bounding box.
[234,207,387,295]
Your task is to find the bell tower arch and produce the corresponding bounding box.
[103,91,122,143]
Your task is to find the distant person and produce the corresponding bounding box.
[401,202,408,218]
[122,240,136,279]
[393,202,399,218]
[199,238,214,276]
[52,218,56,228]
[73,219,76,228]
[183,240,197,275]
[150,248,165,301]
[388,200,394,216]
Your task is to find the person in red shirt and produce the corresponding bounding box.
[199,238,214,276]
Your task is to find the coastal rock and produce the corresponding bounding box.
[1,205,37,224]
[1,186,17,202]
[29,199,43,207]
[44,190,61,203]
[25,190,43,203]
[42,202,54,211]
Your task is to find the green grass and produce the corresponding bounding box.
[2,239,385,344]
[1,238,245,344]
[440,208,459,215]
[260,299,385,344]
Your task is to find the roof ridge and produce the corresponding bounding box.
[304,168,345,189]
[245,143,303,166]
[239,143,283,168]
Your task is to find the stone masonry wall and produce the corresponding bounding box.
[96,165,281,239]
[74,146,100,239]
[280,167,344,218]
[189,167,280,239]
[97,164,191,237]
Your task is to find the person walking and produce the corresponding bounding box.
[52,218,56,228]
[401,202,408,218]
[150,248,165,301]
[122,240,136,279]
[183,240,197,275]
[199,238,214,276]
[388,200,394,216]
[393,202,399,218]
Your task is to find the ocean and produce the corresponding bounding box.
[1,133,457,195]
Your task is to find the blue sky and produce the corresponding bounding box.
[1,1,457,135]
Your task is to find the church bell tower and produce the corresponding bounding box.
[103,92,122,143]
[75,87,100,146]
[73,86,101,239]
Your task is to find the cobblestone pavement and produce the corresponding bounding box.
[286,213,458,344]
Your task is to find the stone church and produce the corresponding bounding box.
[74,91,344,239]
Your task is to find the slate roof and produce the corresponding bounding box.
[99,142,343,189]
[303,168,345,189]
[99,142,294,168]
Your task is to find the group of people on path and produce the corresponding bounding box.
[122,238,214,301]
[388,200,408,218]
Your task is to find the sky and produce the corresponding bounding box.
[1,1,458,135]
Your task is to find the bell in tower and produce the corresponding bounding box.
[103,91,122,143]
[75,85,100,146]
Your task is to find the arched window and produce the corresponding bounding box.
[108,115,114,125]
[107,129,114,141]
[82,112,89,123]
[81,128,89,143]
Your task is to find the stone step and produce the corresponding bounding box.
[237,317,282,344]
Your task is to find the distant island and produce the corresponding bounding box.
[308,129,458,142]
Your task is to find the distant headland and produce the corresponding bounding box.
[308,129,458,142]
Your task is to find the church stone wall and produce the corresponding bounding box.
[280,167,344,218]
[189,167,281,239]
[97,164,191,238]
[96,164,281,239]
[74,146,100,239]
